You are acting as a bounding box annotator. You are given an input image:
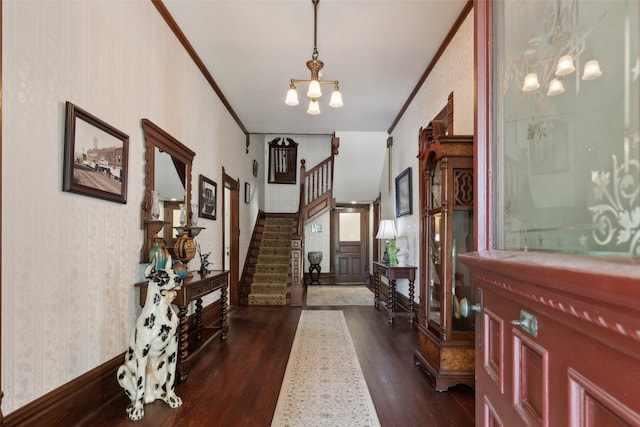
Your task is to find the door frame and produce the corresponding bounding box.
[331,204,370,284]
[222,167,239,305]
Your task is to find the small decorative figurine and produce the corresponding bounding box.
[197,242,212,275]
[116,253,183,421]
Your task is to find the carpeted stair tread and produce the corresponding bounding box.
[260,238,291,248]
[257,254,290,264]
[248,294,287,305]
[255,264,289,274]
[259,247,291,256]
[251,283,287,293]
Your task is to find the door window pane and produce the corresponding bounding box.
[493,0,639,257]
[339,212,361,241]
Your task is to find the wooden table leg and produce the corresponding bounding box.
[408,278,415,324]
[177,304,190,383]
[388,279,395,323]
[374,269,380,308]
[221,284,228,340]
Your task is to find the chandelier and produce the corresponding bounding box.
[520,0,603,97]
[284,0,343,115]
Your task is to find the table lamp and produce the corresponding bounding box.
[376,220,398,265]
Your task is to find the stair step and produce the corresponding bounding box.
[251,283,287,293]
[253,272,288,282]
[248,294,287,305]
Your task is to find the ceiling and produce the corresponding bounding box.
[161,0,469,135]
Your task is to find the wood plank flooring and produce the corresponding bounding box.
[83,292,475,426]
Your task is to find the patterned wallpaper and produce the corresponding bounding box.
[3,1,251,414]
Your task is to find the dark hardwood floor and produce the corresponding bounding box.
[83,288,475,426]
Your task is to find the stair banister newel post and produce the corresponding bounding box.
[290,159,306,307]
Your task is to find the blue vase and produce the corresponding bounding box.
[149,242,166,269]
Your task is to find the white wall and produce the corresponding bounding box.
[380,12,474,301]
[2,1,251,414]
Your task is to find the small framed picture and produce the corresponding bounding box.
[198,174,217,220]
[63,102,129,203]
[252,159,259,177]
[245,182,251,204]
[395,167,413,217]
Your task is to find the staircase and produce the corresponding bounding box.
[240,139,339,306]
[247,216,296,306]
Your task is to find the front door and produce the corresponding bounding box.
[333,205,368,284]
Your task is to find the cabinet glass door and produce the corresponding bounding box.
[429,212,442,325]
[452,210,474,332]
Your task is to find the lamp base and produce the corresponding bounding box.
[388,238,398,266]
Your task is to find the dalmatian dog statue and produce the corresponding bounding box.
[117,254,183,421]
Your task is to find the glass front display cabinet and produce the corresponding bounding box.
[414,112,475,391]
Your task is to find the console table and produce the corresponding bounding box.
[136,270,229,383]
[373,261,417,323]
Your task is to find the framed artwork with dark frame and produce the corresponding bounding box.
[245,182,251,204]
[198,174,217,220]
[395,167,413,217]
[252,159,259,177]
[63,101,129,203]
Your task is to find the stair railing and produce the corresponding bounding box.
[302,155,335,221]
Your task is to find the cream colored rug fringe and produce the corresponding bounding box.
[271,310,380,427]
[306,285,374,306]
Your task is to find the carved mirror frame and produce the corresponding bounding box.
[140,119,195,262]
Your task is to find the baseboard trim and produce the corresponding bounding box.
[4,302,224,426]
[4,353,123,427]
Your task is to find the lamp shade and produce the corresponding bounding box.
[522,72,540,92]
[307,99,320,115]
[547,78,565,96]
[307,80,322,98]
[329,87,343,108]
[555,55,575,76]
[285,87,299,106]
[376,220,397,240]
[582,60,602,80]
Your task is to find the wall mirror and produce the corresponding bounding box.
[141,119,195,262]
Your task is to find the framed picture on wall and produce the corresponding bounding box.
[198,174,217,220]
[395,167,413,217]
[245,182,251,204]
[252,159,259,177]
[62,101,129,203]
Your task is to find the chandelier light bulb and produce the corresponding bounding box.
[285,84,299,106]
[307,80,322,98]
[555,55,576,76]
[547,78,565,96]
[329,86,343,108]
[522,72,540,92]
[307,98,320,115]
[582,60,603,80]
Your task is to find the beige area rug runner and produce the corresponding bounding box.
[306,285,374,306]
[271,310,380,427]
